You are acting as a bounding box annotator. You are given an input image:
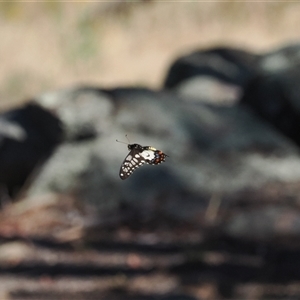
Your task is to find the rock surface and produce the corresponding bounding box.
[20,86,300,228]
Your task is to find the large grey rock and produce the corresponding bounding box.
[26,86,300,224]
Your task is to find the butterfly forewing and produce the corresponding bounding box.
[119,144,168,180]
[119,147,146,180]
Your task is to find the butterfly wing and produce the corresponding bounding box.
[143,149,168,165]
[119,148,147,180]
[119,146,168,180]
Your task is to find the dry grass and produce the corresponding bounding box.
[0,2,300,109]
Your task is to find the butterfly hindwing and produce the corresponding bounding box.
[141,147,167,165]
[119,144,168,180]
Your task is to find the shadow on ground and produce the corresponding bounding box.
[0,213,300,300]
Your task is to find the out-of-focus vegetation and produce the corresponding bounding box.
[0,1,299,109]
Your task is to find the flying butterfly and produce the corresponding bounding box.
[117,136,168,180]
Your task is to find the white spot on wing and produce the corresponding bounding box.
[140,150,155,160]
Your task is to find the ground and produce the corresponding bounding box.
[0,193,300,300]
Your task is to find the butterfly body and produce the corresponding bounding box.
[119,143,168,180]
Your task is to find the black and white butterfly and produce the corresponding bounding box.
[117,140,168,180]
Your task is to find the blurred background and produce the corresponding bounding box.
[1,2,300,300]
[1,1,300,108]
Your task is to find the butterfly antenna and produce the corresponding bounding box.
[116,135,130,145]
[116,139,128,145]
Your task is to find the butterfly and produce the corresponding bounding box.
[117,139,168,180]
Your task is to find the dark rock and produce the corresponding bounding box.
[163,47,260,104]
[164,47,260,88]
[0,103,63,198]
[240,43,300,146]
